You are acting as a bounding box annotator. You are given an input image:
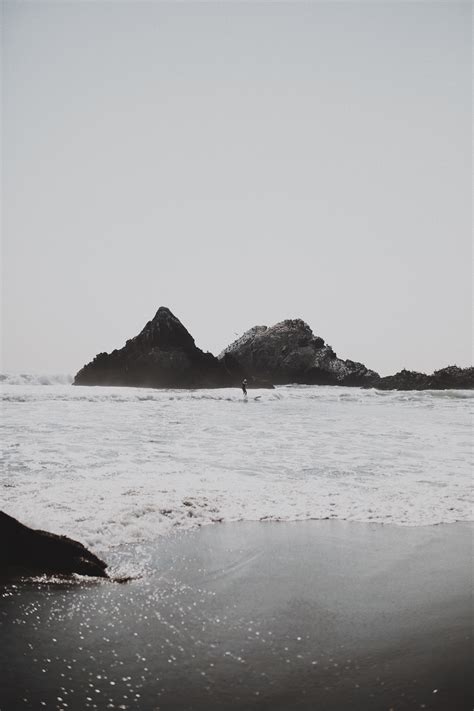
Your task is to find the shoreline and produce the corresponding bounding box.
[1,519,472,710]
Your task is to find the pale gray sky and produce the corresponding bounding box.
[2,0,472,376]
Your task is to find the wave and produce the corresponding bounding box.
[2,378,471,567]
[0,372,73,386]
[2,381,473,407]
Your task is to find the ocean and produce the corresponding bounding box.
[1,376,472,576]
[1,376,473,710]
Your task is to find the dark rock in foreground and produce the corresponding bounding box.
[219,319,379,386]
[371,365,474,391]
[0,511,108,579]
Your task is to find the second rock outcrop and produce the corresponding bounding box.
[219,319,378,386]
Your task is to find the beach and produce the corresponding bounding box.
[4,0,472,707]
[1,382,472,709]
[1,520,472,710]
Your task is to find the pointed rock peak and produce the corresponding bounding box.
[137,306,196,350]
[152,306,175,320]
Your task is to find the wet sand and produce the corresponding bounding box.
[1,520,472,710]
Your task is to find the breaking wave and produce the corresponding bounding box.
[2,382,472,570]
[0,372,73,386]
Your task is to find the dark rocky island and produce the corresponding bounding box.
[0,511,108,579]
[73,306,472,390]
[74,307,378,389]
[219,319,379,386]
[74,307,229,389]
[371,365,474,391]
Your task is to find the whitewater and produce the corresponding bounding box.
[1,376,472,565]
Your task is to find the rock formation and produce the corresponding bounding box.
[74,309,378,388]
[371,365,474,391]
[219,319,379,386]
[0,511,108,579]
[74,307,229,388]
[74,306,470,390]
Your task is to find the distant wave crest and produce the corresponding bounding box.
[0,372,73,386]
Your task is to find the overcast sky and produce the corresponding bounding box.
[2,0,472,377]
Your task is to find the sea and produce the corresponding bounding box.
[1,374,472,576]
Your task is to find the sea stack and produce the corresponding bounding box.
[372,365,474,390]
[74,308,380,389]
[219,319,379,386]
[74,307,228,388]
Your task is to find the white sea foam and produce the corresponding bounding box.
[0,372,73,386]
[1,383,472,564]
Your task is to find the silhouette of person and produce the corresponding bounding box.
[241,378,248,396]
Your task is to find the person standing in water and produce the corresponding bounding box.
[241,378,248,396]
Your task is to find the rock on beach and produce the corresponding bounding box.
[0,511,108,579]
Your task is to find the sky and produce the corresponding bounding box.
[1,0,472,377]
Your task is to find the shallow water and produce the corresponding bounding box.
[1,521,472,711]
[1,379,472,567]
